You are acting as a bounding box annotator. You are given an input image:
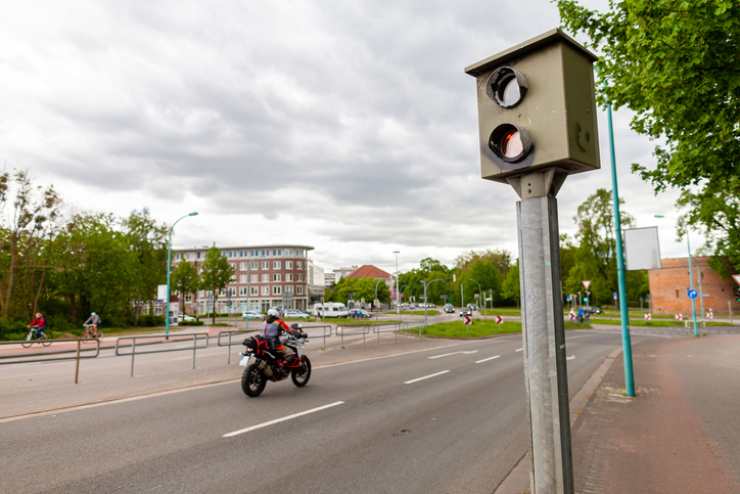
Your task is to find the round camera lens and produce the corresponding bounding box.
[501,78,521,107]
[501,130,524,158]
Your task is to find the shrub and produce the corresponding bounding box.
[178,320,204,326]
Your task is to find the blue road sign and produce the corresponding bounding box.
[688,289,698,300]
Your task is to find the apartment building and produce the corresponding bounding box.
[172,244,318,314]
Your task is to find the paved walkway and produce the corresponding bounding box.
[572,334,740,493]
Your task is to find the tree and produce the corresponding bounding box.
[171,260,200,316]
[122,209,167,320]
[454,250,512,307]
[557,0,740,273]
[0,170,62,320]
[199,247,235,324]
[326,277,390,306]
[398,258,453,305]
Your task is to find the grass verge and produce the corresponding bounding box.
[590,318,730,328]
[405,319,591,339]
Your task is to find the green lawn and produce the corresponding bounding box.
[398,310,440,316]
[591,318,730,328]
[407,319,591,339]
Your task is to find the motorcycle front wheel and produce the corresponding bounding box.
[291,355,312,388]
[242,363,267,397]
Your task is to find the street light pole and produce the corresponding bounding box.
[165,211,199,339]
[655,214,699,337]
[393,250,400,316]
[606,103,636,398]
[420,278,445,327]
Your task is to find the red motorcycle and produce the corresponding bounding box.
[239,325,312,397]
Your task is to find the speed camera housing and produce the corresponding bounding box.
[465,28,601,183]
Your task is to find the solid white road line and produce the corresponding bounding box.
[427,350,478,359]
[403,370,450,385]
[567,355,576,361]
[515,348,523,352]
[475,355,501,364]
[222,401,345,438]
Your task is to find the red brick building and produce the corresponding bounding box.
[648,257,738,316]
[346,265,396,302]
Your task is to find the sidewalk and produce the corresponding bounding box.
[572,334,740,493]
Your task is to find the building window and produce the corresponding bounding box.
[185,294,192,302]
[272,285,282,295]
[261,286,269,296]
[272,273,281,282]
[286,260,293,269]
[675,289,679,298]
[239,287,248,296]
[262,261,269,270]
[297,274,304,282]
[285,285,294,294]
[250,261,258,270]
[261,274,269,283]
[296,286,303,295]
[250,286,259,296]
[296,261,303,270]
[286,273,293,282]
[250,274,259,283]
[273,260,281,269]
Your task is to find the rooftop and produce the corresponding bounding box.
[347,265,392,279]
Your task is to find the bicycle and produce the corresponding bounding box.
[22,327,51,348]
[81,323,103,340]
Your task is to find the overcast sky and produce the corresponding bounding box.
[1,1,691,273]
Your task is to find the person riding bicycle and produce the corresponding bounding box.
[83,312,101,337]
[264,308,296,365]
[28,312,47,337]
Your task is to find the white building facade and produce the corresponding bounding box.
[172,244,318,314]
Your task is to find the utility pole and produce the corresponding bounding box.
[165,211,199,339]
[393,250,400,316]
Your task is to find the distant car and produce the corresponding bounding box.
[284,309,311,319]
[467,304,479,312]
[242,310,263,320]
[179,314,197,322]
[443,303,455,313]
[348,308,371,319]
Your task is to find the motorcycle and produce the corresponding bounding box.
[239,324,312,397]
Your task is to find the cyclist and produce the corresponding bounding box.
[83,312,102,338]
[28,312,47,338]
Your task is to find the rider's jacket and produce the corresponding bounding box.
[30,316,46,330]
[264,318,293,350]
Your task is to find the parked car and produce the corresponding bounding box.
[348,308,371,319]
[242,310,264,320]
[443,303,456,313]
[284,309,311,319]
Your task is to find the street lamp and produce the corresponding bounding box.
[420,278,446,327]
[373,279,386,310]
[654,213,699,336]
[470,279,483,310]
[393,250,400,316]
[165,211,199,339]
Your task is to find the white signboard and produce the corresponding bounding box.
[582,280,591,289]
[733,274,740,286]
[624,226,662,270]
[157,284,168,302]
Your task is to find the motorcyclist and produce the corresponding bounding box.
[264,308,296,365]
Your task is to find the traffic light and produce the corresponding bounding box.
[465,28,600,183]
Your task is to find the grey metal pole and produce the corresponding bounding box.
[729,300,733,324]
[192,334,197,369]
[74,339,81,384]
[423,282,429,327]
[698,269,706,328]
[511,171,573,494]
[130,338,136,377]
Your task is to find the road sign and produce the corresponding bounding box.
[732,274,740,286]
[688,289,698,300]
[582,280,591,289]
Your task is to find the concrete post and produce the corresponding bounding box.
[509,170,573,494]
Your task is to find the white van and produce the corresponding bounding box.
[312,302,349,318]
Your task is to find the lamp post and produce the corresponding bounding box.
[654,214,699,336]
[470,279,483,310]
[420,278,446,327]
[165,211,199,339]
[607,103,635,397]
[393,250,400,315]
[373,279,385,310]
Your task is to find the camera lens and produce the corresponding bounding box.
[489,124,533,163]
[487,66,528,108]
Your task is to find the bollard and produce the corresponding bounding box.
[192,334,197,369]
[74,338,81,384]
[131,337,136,377]
[227,332,232,365]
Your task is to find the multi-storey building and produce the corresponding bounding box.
[172,244,318,314]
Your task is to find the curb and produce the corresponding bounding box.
[493,346,623,494]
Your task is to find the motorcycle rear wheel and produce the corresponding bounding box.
[242,363,267,397]
[291,355,311,387]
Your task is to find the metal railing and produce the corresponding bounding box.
[0,338,101,383]
[115,332,209,377]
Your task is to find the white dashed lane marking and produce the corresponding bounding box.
[475,355,501,364]
[404,370,450,385]
[223,401,345,438]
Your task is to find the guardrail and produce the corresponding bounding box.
[0,338,101,383]
[300,324,332,349]
[115,332,209,377]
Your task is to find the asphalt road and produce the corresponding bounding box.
[0,331,624,494]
